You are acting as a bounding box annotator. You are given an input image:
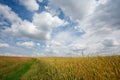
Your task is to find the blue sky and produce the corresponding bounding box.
[0,0,120,56]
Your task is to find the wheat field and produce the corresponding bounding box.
[0,56,120,80]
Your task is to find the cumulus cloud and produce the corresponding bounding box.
[44,31,79,56]
[3,20,50,40]
[74,0,120,55]
[0,4,21,24]
[50,0,96,20]
[45,0,120,56]
[32,11,67,40]
[19,0,39,12]
[81,0,120,32]
[3,12,66,40]
[0,0,120,56]
[1,4,66,40]
[16,41,35,48]
[0,43,10,48]
[80,0,120,38]
[33,12,66,28]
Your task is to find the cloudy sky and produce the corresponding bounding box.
[0,0,120,56]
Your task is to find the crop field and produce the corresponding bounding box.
[0,56,120,80]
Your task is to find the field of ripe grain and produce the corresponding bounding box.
[0,56,34,80]
[0,56,120,80]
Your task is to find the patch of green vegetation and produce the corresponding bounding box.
[5,58,36,80]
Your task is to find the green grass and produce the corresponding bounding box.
[6,58,35,80]
[0,57,34,80]
[0,55,120,80]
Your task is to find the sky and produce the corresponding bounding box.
[0,0,120,57]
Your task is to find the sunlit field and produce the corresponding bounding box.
[0,56,120,80]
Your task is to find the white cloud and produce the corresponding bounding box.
[0,43,10,48]
[38,0,43,2]
[50,0,96,20]
[3,12,65,40]
[0,0,120,56]
[0,4,21,24]
[44,0,120,56]
[16,41,35,48]
[44,31,78,56]
[19,0,39,12]
[74,0,120,55]
[1,4,66,40]
[47,31,74,47]
[32,11,67,40]
[33,11,66,28]
[37,43,41,46]
[3,19,51,40]
[98,0,108,4]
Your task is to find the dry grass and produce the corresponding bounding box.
[22,56,120,80]
[0,55,120,80]
[0,56,33,80]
